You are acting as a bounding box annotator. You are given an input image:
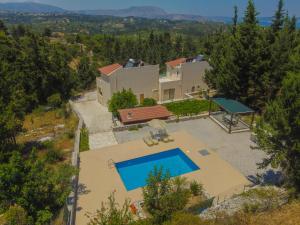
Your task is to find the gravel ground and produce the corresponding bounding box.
[114,118,270,180]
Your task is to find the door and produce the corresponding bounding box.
[140,94,144,104]
[169,89,175,100]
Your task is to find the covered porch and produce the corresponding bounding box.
[209,98,255,134]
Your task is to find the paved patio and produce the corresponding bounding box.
[114,118,267,179]
[73,96,117,150]
[76,131,250,225]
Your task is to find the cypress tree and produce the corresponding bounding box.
[271,0,285,34]
[232,6,238,35]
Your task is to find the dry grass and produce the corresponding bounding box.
[206,201,300,225]
[17,108,78,145]
[249,201,300,225]
[16,108,78,163]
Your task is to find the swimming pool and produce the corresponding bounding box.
[115,148,200,191]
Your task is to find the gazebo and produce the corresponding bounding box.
[209,98,255,133]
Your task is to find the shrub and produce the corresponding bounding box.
[47,93,62,108]
[142,98,157,107]
[45,148,64,163]
[143,167,190,224]
[4,205,28,225]
[108,89,138,116]
[86,193,133,225]
[190,181,203,196]
[80,128,89,152]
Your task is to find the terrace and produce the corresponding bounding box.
[76,131,250,225]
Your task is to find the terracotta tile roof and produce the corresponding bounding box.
[166,58,186,68]
[98,63,122,76]
[118,105,172,124]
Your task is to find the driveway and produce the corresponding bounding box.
[114,118,271,182]
[73,93,117,150]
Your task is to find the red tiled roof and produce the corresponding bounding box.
[98,63,122,76]
[118,105,172,124]
[166,58,186,68]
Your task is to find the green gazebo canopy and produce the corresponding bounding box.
[212,98,254,114]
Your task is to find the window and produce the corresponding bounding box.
[163,89,175,101]
[192,86,195,92]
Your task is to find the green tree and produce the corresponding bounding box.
[108,89,138,116]
[0,150,75,223]
[255,72,300,191]
[271,0,285,35]
[143,167,190,224]
[43,27,52,37]
[0,19,8,34]
[77,56,97,90]
[47,93,62,108]
[86,193,133,225]
[232,6,238,35]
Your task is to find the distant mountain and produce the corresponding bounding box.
[78,6,167,19]
[0,2,65,13]
[78,6,204,21]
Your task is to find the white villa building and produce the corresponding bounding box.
[96,56,210,106]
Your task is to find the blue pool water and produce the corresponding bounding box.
[115,148,200,191]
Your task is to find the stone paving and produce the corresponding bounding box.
[114,118,269,180]
[73,92,117,150]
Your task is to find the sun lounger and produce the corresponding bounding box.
[168,135,174,142]
[143,137,154,146]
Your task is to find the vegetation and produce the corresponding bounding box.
[143,167,191,224]
[86,193,133,225]
[108,89,138,116]
[0,12,226,36]
[0,150,75,223]
[141,98,157,107]
[205,0,298,110]
[80,128,89,152]
[47,93,63,108]
[255,72,300,192]
[164,100,217,117]
[189,181,203,196]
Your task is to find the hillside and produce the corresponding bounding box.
[0,2,65,13]
[0,12,225,36]
[78,6,205,21]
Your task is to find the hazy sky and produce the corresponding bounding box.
[0,0,299,16]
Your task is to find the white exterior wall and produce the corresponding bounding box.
[97,76,113,106]
[181,61,210,94]
[159,79,182,102]
[97,65,159,106]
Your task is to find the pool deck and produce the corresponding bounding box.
[76,131,251,225]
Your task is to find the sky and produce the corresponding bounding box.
[0,0,299,17]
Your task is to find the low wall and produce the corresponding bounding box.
[65,101,85,225]
[113,112,209,132]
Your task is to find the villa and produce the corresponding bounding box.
[96,56,210,106]
[96,59,159,106]
[160,55,210,102]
